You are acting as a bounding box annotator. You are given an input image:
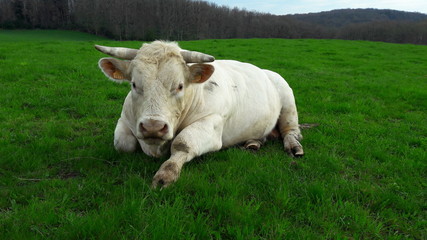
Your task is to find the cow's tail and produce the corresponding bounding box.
[299,123,319,129]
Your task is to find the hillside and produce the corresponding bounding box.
[289,8,427,28]
[1,0,427,44]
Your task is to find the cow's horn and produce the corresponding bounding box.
[94,45,138,60]
[180,50,215,63]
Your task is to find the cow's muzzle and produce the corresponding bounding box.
[137,118,170,143]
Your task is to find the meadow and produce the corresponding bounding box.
[0,30,426,239]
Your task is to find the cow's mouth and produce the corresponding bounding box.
[143,137,166,145]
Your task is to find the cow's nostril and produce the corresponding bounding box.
[139,122,147,133]
[160,124,168,134]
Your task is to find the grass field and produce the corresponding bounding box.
[0,30,426,239]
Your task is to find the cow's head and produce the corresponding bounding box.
[96,41,215,145]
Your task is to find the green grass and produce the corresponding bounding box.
[1,30,426,239]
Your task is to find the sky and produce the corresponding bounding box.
[204,0,427,15]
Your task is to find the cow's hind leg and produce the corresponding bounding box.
[277,97,304,157]
[114,118,138,153]
[244,139,264,151]
[265,70,304,157]
[282,129,303,157]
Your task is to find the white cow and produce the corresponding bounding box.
[95,41,303,187]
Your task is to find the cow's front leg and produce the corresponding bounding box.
[152,115,223,188]
[114,118,138,153]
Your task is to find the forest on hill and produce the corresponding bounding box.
[1,0,427,44]
[291,9,427,28]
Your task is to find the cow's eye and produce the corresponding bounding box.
[132,82,143,94]
[177,83,184,91]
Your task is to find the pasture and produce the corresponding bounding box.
[0,30,426,239]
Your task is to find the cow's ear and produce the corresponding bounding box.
[98,58,131,83]
[189,64,214,83]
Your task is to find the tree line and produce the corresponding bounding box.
[291,8,427,28]
[1,0,426,44]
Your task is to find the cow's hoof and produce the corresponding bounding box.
[292,146,304,157]
[284,133,304,158]
[244,139,262,151]
[285,144,304,158]
[152,161,180,188]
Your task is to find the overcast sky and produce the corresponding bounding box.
[204,0,427,15]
